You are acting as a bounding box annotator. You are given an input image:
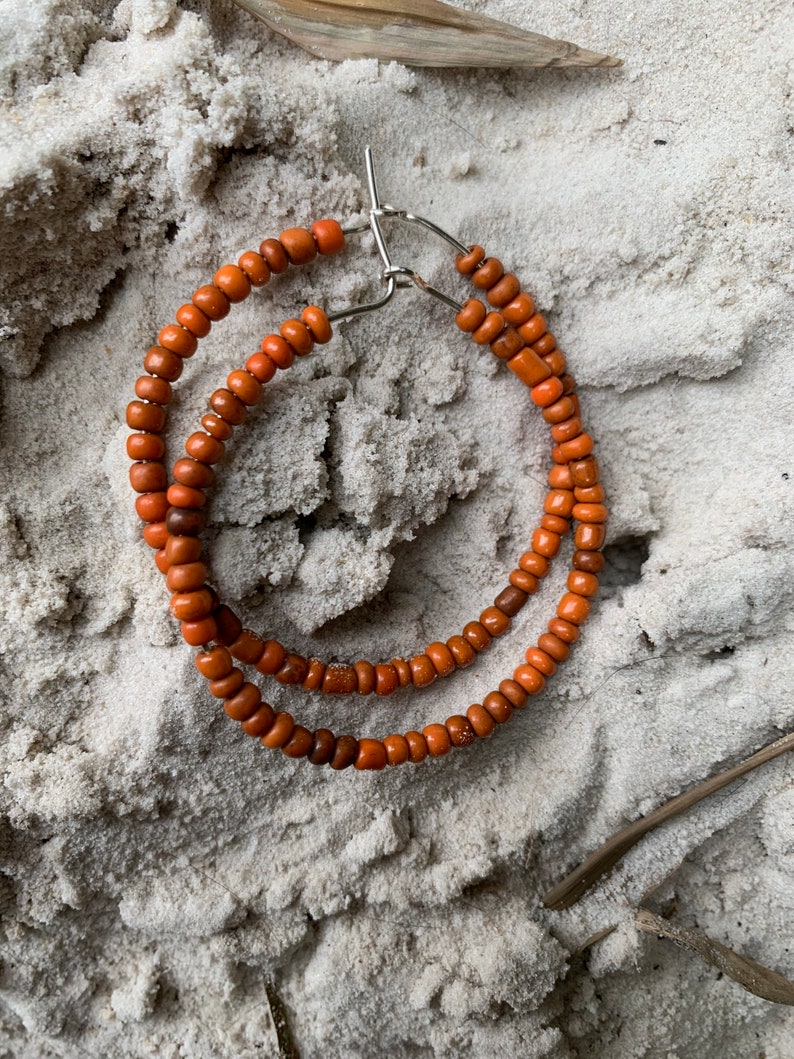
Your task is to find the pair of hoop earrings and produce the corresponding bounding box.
[125,149,606,771]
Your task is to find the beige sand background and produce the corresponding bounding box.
[1,0,792,1055]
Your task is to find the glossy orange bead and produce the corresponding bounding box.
[166,561,207,593]
[517,313,547,345]
[261,712,295,749]
[487,272,520,307]
[354,660,375,695]
[557,592,591,625]
[384,734,410,766]
[261,334,294,369]
[423,723,452,757]
[568,570,600,596]
[471,257,504,290]
[181,616,218,647]
[281,318,313,356]
[355,738,388,770]
[483,691,512,724]
[311,219,345,255]
[463,620,491,651]
[466,703,495,738]
[575,523,606,551]
[245,352,277,384]
[480,606,510,636]
[213,264,250,303]
[472,311,505,345]
[524,646,556,677]
[129,462,166,493]
[135,491,169,522]
[502,292,535,326]
[167,483,206,509]
[176,303,212,338]
[173,458,214,489]
[237,250,270,286]
[192,285,230,320]
[530,376,564,408]
[455,298,487,333]
[426,641,455,678]
[158,324,197,358]
[446,715,475,748]
[226,370,261,406]
[410,654,437,688]
[532,528,561,558]
[283,725,314,759]
[144,346,183,381]
[374,663,399,696]
[302,306,332,344]
[446,635,476,667]
[455,245,485,274]
[405,731,428,763]
[513,664,546,694]
[185,432,224,464]
[279,227,316,265]
[196,646,233,679]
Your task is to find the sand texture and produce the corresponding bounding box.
[1,0,793,1055]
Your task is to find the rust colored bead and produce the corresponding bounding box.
[391,658,412,687]
[446,635,476,668]
[201,414,234,441]
[237,250,270,287]
[303,659,326,691]
[518,313,547,345]
[135,375,172,404]
[241,703,275,738]
[354,660,375,695]
[568,570,600,596]
[548,465,574,489]
[192,285,230,321]
[410,654,437,688]
[519,551,550,578]
[143,521,169,549]
[480,606,510,636]
[256,640,287,675]
[185,432,224,464]
[209,668,245,699]
[426,641,455,678]
[502,292,536,326]
[374,663,399,696]
[165,535,202,565]
[311,219,345,256]
[471,257,504,290]
[213,264,250,303]
[575,484,606,503]
[472,311,505,345]
[570,456,600,487]
[494,585,528,616]
[507,346,552,387]
[158,324,197,358]
[541,514,569,535]
[487,272,520,308]
[165,507,205,537]
[283,725,314,759]
[548,617,580,644]
[176,302,211,337]
[323,664,357,695]
[281,318,313,356]
[575,523,607,551]
[525,646,556,677]
[224,682,262,721]
[551,417,583,444]
[214,605,243,647]
[135,491,169,523]
[181,616,218,646]
[483,691,512,724]
[423,723,452,757]
[509,569,539,594]
[196,646,233,680]
[209,389,247,425]
[446,715,475,748]
[126,400,166,433]
[261,711,295,749]
[532,333,557,356]
[467,703,495,738]
[167,483,206,509]
[275,653,310,685]
[555,435,594,463]
[543,349,567,376]
[227,369,262,406]
[355,738,388,770]
[513,664,546,694]
[245,352,277,384]
[302,305,332,344]
[537,633,570,663]
[532,528,561,558]
[557,592,591,625]
[573,502,608,524]
[279,227,316,265]
[384,734,410,766]
[543,397,576,424]
[129,462,166,493]
[229,630,266,665]
[308,728,335,764]
[573,549,605,573]
[170,589,213,622]
[144,346,183,381]
[166,561,207,593]
[545,489,575,518]
[173,458,214,489]
[463,621,491,651]
[405,731,428,763]
[490,326,524,361]
[455,245,485,274]
[330,734,359,770]
[530,376,564,409]
[499,679,528,709]
[455,298,487,333]
[261,334,294,369]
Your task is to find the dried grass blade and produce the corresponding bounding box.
[636,909,794,1006]
[232,0,621,68]
[542,730,794,911]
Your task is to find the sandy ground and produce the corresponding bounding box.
[1,0,793,1055]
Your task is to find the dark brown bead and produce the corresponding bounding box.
[330,734,359,770]
[165,507,206,537]
[494,585,528,617]
[275,653,310,685]
[308,728,336,765]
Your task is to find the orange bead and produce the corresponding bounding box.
[567,570,600,596]
[383,734,410,766]
[135,491,169,523]
[374,663,399,696]
[446,635,476,667]
[548,617,580,644]
[532,528,561,558]
[259,238,290,273]
[144,346,183,381]
[491,326,524,361]
[126,401,166,433]
[241,704,276,738]
[230,629,266,665]
[167,483,206,509]
[480,606,510,636]
[237,250,270,286]
[455,298,486,333]
[483,691,512,724]
[192,285,230,320]
[455,245,485,274]
[302,306,332,344]
[502,292,535,326]
[463,621,491,651]
[466,703,495,738]
[423,724,452,757]
[472,311,505,345]
[525,646,556,677]
[409,654,437,688]
[405,731,428,763]
[176,303,212,338]
[165,535,202,565]
[181,616,218,646]
[166,561,206,592]
[487,272,521,308]
[355,738,388,770]
[256,640,286,675]
[557,592,591,625]
[245,352,277,384]
[279,227,316,265]
[261,712,295,749]
[518,313,547,345]
[446,715,475,748]
[509,569,539,594]
[391,658,412,687]
[143,521,169,549]
[185,432,224,464]
[323,664,357,694]
[282,725,314,759]
[530,377,564,408]
[281,318,313,356]
[538,632,570,663]
[158,324,197,358]
[545,489,575,518]
[135,375,171,404]
[129,462,166,493]
[196,646,233,679]
[513,664,545,694]
[426,641,455,677]
[507,346,552,387]
[261,334,294,370]
[201,414,233,440]
[354,660,375,695]
[498,679,528,709]
[471,257,504,290]
[311,219,345,256]
[209,389,246,425]
[518,551,550,578]
[543,397,576,424]
[227,369,262,406]
[173,458,214,489]
[170,589,214,622]
[575,523,606,551]
[548,465,574,489]
[213,264,250,303]
[303,659,326,691]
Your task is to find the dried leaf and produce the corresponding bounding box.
[233,0,621,68]
[636,909,794,1006]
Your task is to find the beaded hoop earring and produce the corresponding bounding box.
[126,150,606,771]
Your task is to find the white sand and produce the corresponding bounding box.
[1,0,793,1054]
